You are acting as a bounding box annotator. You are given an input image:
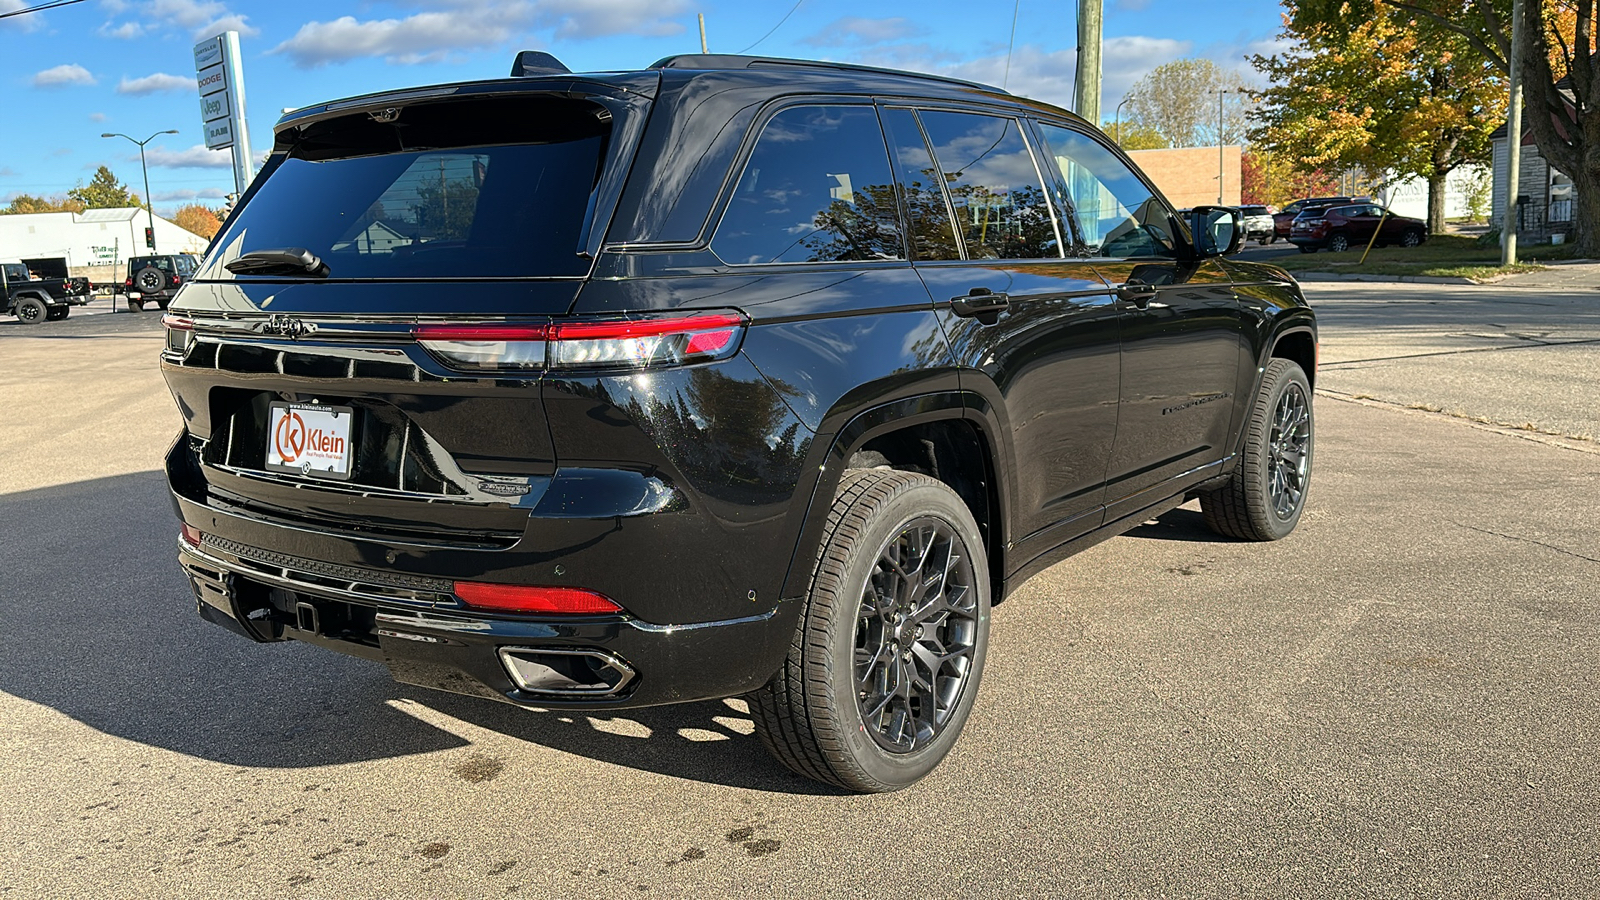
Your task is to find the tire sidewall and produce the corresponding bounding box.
[16,296,46,323]
[820,479,991,790]
[1245,362,1313,539]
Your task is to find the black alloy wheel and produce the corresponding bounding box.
[15,296,47,324]
[1266,380,1312,520]
[750,468,991,792]
[1201,358,1314,541]
[853,515,981,753]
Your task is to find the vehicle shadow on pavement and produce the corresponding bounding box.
[1122,505,1236,543]
[0,471,835,794]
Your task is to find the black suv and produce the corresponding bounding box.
[162,53,1316,792]
[125,254,197,311]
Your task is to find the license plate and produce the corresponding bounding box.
[266,402,354,480]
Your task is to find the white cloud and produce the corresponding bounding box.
[802,17,926,48]
[99,21,143,38]
[143,144,234,169]
[929,37,1190,116]
[89,112,108,122]
[2,0,46,31]
[271,1,687,67]
[33,64,97,88]
[0,167,17,177]
[117,72,196,95]
[153,187,227,201]
[270,12,515,67]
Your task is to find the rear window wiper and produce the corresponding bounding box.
[223,248,330,278]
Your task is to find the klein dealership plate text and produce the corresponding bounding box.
[266,402,354,480]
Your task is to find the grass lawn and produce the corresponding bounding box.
[1270,234,1581,281]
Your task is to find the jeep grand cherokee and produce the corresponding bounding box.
[162,52,1317,792]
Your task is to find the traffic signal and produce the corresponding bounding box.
[144,226,155,249]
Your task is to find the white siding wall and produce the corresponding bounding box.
[1379,164,1490,220]
[0,209,207,269]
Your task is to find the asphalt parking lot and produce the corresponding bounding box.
[2,281,1597,898]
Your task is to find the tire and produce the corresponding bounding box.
[46,305,68,320]
[14,296,48,324]
[1328,233,1350,253]
[749,468,991,793]
[1201,358,1313,541]
[156,298,170,310]
[127,299,144,312]
[1401,229,1423,248]
[1265,235,1277,245]
[134,267,166,295]
[1297,245,1316,254]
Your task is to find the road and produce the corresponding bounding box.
[1,283,1597,898]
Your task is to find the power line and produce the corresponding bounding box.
[1003,0,1021,90]
[735,0,805,55]
[0,0,88,21]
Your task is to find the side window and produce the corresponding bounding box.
[917,111,1060,259]
[714,105,904,265]
[1036,122,1176,259]
[880,108,961,261]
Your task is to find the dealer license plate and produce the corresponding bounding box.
[266,402,354,480]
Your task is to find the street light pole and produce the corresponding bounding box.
[101,129,178,253]
[1210,89,1233,204]
[1114,94,1135,144]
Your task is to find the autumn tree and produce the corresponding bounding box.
[1241,149,1341,206]
[1289,0,1600,253]
[1,194,84,214]
[172,204,222,239]
[1122,59,1254,148]
[1102,121,1171,150]
[1251,7,1504,233]
[68,166,143,209]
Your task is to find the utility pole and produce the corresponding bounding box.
[1073,0,1102,126]
[1501,0,1523,265]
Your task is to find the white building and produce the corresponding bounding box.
[0,208,208,270]
[1376,165,1491,222]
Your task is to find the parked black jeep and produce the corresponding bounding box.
[124,254,197,311]
[2,258,92,323]
[163,53,1316,792]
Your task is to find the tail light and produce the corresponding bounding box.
[163,312,194,353]
[124,277,133,287]
[172,276,182,286]
[454,582,622,615]
[179,523,204,548]
[414,311,746,373]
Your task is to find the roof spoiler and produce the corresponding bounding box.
[511,51,571,77]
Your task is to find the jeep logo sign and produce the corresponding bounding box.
[199,91,229,124]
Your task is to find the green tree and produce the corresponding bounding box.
[1287,0,1600,252]
[68,165,142,209]
[1,194,84,214]
[1123,59,1254,148]
[1251,8,1505,233]
[1102,121,1171,150]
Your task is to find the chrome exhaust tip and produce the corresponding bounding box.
[498,647,637,698]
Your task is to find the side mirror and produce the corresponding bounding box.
[1188,205,1244,257]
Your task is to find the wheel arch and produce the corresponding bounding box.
[777,392,1010,611]
[1269,326,1317,389]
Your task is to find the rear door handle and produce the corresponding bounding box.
[1117,281,1158,309]
[951,288,1010,319]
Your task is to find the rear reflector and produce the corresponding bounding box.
[180,524,204,548]
[413,311,745,372]
[453,582,623,615]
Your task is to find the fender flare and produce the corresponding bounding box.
[772,391,1010,606]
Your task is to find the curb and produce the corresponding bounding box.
[1293,272,1475,285]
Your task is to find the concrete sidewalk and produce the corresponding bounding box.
[1487,257,1600,289]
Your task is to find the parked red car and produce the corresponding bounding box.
[1272,196,1353,240]
[1290,202,1428,253]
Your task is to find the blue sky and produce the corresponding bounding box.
[0,0,1289,217]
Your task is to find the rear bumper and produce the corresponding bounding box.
[177,535,791,710]
[1289,236,1327,249]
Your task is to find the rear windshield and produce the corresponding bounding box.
[203,95,612,280]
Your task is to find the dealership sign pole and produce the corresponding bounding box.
[193,31,253,195]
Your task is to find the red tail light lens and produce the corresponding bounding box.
[180,524,203,548]
[413,312,745,372]
[453,582,622,615]
[164,313,195,353]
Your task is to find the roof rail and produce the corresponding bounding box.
[649,54,1008,95]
